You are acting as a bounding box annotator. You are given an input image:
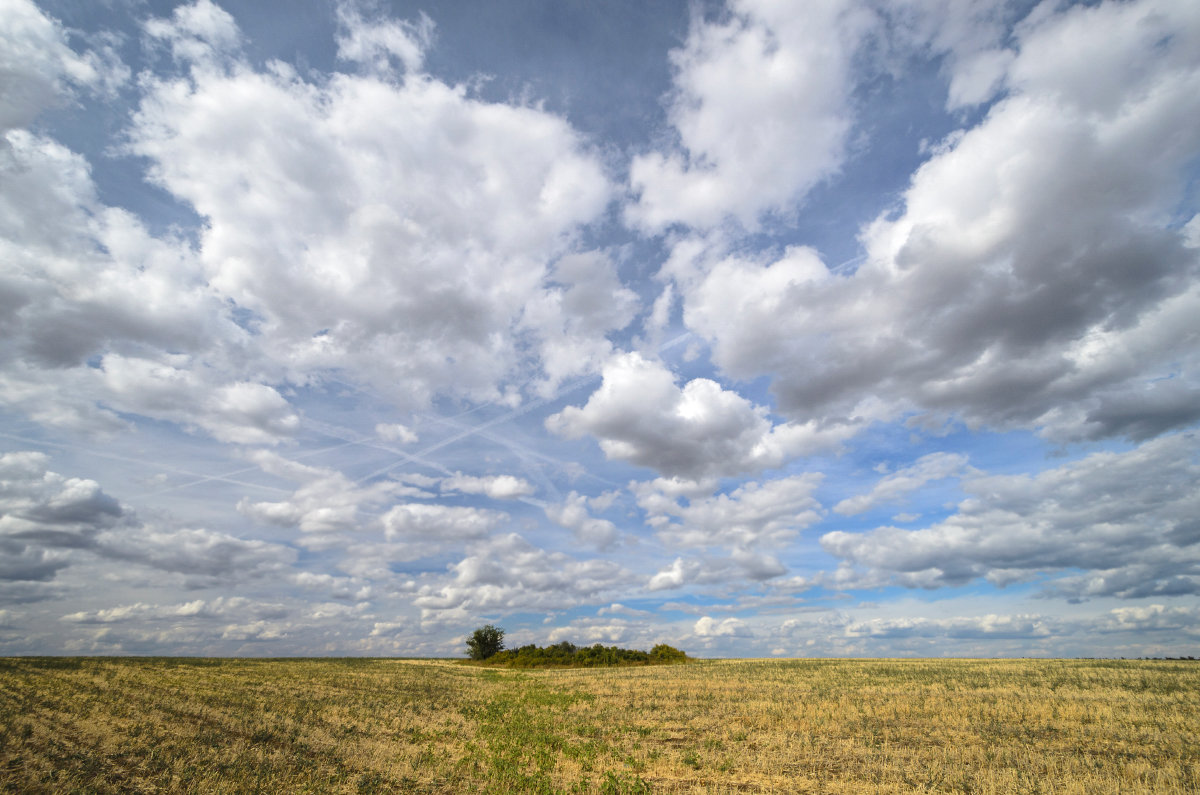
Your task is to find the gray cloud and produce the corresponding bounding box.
[0,452,128,578]
[0,451,295,587]
[821,432,1200,597]
[669,0,1200,444]
[97,526,297,585]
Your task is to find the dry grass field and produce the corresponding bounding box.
[0,656,1196,793]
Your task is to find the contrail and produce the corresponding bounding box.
[130,439,362,499]
[34,330,695,503]
[355,331,695,484]
[0,431,293,496]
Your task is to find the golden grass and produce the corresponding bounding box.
[1,656,1196,793]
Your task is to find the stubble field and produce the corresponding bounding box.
[0,656,1196,793]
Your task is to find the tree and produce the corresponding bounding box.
[466,624,505,660]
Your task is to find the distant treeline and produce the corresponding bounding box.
[477,641,689,668]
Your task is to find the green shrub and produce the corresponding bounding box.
[473,640,688,668]
[649,644,688,663]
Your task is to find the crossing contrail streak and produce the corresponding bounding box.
[354,331,695,485]
[130,439,363,499]
[0,431,293,496]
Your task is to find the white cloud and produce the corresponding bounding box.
[335,2,434,75]
[544,491,619,548]
[646,553,782,591]
[382,503,506,541]
[647,557,695,591]
[440,472,535,500]
[0,127,262,440]
[412,533,630,620]
[597,603,651,618]
[102,355,299,445]
[144,0,240,70]
[375,423,418,444]
[1102,604,1200,635]
[693,615,750,638]
[844,613,1051,640]
[61,596,285,624]
[547,352,845,479]
[238,450,425,533]
[546,618,640,645]
[0,450,297,588]
[883,0,1016,110]
[0,0,124,131]
[127,6,613,411]
[627,0,871,232]
[521,252,640,396]
[635,473,823,556]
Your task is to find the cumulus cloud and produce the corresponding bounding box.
[821,432,1200,597]
[546,618,642,645]
[0,0,125,131]
[412,533,631,620]
[440,473,535,500]
[521,252,640,396]
[375,423,418,444]
[0,451,295,586]
[127,3,614,411]
[102,355,299,445]
[1101,604,1200,636]
[0,128,267,440]
[669,0,1200,444]
[381,503,507,542]
[845,613,1051,640]
[3,0,625,451]
[547,352,848,479]
[61,596,286,624]
[693,615,750,638]
[0,451,126,582]
[638,475,825,557]
[98,526,296,584]
[883,0,1017,110]
[627,0,871,232]
[237,450,426,534]
[544,491,619,548]
[335,1,434,75]
[647,554,783,591]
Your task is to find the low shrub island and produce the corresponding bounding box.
[474,640,689,668]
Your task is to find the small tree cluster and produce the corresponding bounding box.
[463,628,689,668]
[465,624,505,660]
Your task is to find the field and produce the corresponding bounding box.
[1,657,1197,793]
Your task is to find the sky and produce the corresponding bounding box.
[1,0,1198,659]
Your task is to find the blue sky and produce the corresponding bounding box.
[1,0,1198,658]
